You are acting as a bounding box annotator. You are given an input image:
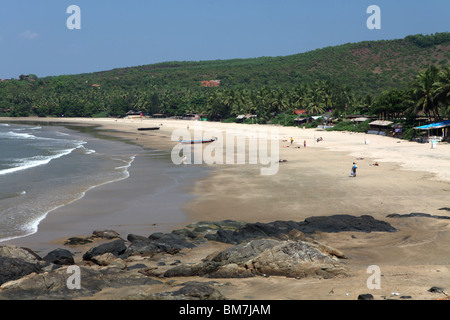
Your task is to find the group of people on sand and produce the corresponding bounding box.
[289,137,307,148]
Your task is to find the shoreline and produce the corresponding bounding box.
[1,117,450,300]
[0,118,209,254]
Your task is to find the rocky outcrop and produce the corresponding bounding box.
[203,215,397,244]
[387,212,450,220]
[0,257,42,286]
[0,246,43,286]
[0,215,398,300]
[168,281,225,300]
[0,245,42,264]
[164,239,347,279]
[43,248,75,266]
[0,266,162,300]
[125,232,197,257]
[82,239,127,261]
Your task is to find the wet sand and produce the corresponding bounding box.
[1,117,450,300]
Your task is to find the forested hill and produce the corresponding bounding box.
[82,32,450,94]
[1,32,449,119]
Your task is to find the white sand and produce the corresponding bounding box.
[2,117,450,300]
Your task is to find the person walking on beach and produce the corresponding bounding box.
[351,162,358,177]
[304,140,306,148]
[290,137,294,145]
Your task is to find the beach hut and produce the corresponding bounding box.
[236,114,257,123]
[294,117,309,125]
[182,114,200,120]
[352,117,370,123]
[368,120,393,136]
[414,120,450,142]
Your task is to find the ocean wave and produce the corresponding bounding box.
[2,130,84,147]
[0,147,79,176]
[55,131,70,136]
[0,154,137,242]
[13,126,41,131]
[80,145,96,154]
[3,131,37,139]
[114,155,136,170]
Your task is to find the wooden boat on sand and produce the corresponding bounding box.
[137,127,160,131]
[179,137,217,144]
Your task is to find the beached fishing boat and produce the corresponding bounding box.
[179,137,217,144]
[137,127,160,131]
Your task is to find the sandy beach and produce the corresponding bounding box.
[1,116,450,300]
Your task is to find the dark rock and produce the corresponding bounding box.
[127,263,147,271]
[82,239,127,261]
[43,248,75,266]
[126,240,161,256]
[428,286,446,293]
[0,265,162,300]
[0,257,42,286]
[0,245,42,263]
[149,232,196,250]
[301,215,397,233]
[205,215,397,244]
[165,239,347,279]
[170,281,225,300]
[92,230,121,239]
[187,220,246,235]
[127,234,150,242]
[387,212,450,220]
[358,293,374,300]
[125,231,197,257]
[164,261,220,278]
[64,237,93,246]
[172,228,196,238]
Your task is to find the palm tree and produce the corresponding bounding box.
[306,85,326,115]
[255,86,273,120]
[270,89,289,115]
[290,85,308,111]
[433,66,450,116]
[412,66,441,122]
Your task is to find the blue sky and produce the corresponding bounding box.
[0,0,448,79]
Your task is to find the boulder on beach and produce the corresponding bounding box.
[125,231,197,257]
[169,281,225,300]
[92,230,122,239]
[203,215,397,244]
[43,248,75,266]
[164,239,348,279]
[82,239,127,261]
[0,245,42,264]
[0,257,42,286]
[0,265,162,300]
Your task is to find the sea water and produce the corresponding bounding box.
[0,122,140,242]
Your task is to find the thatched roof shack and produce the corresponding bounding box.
[352,117,370,123]
[368,120,393,136]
